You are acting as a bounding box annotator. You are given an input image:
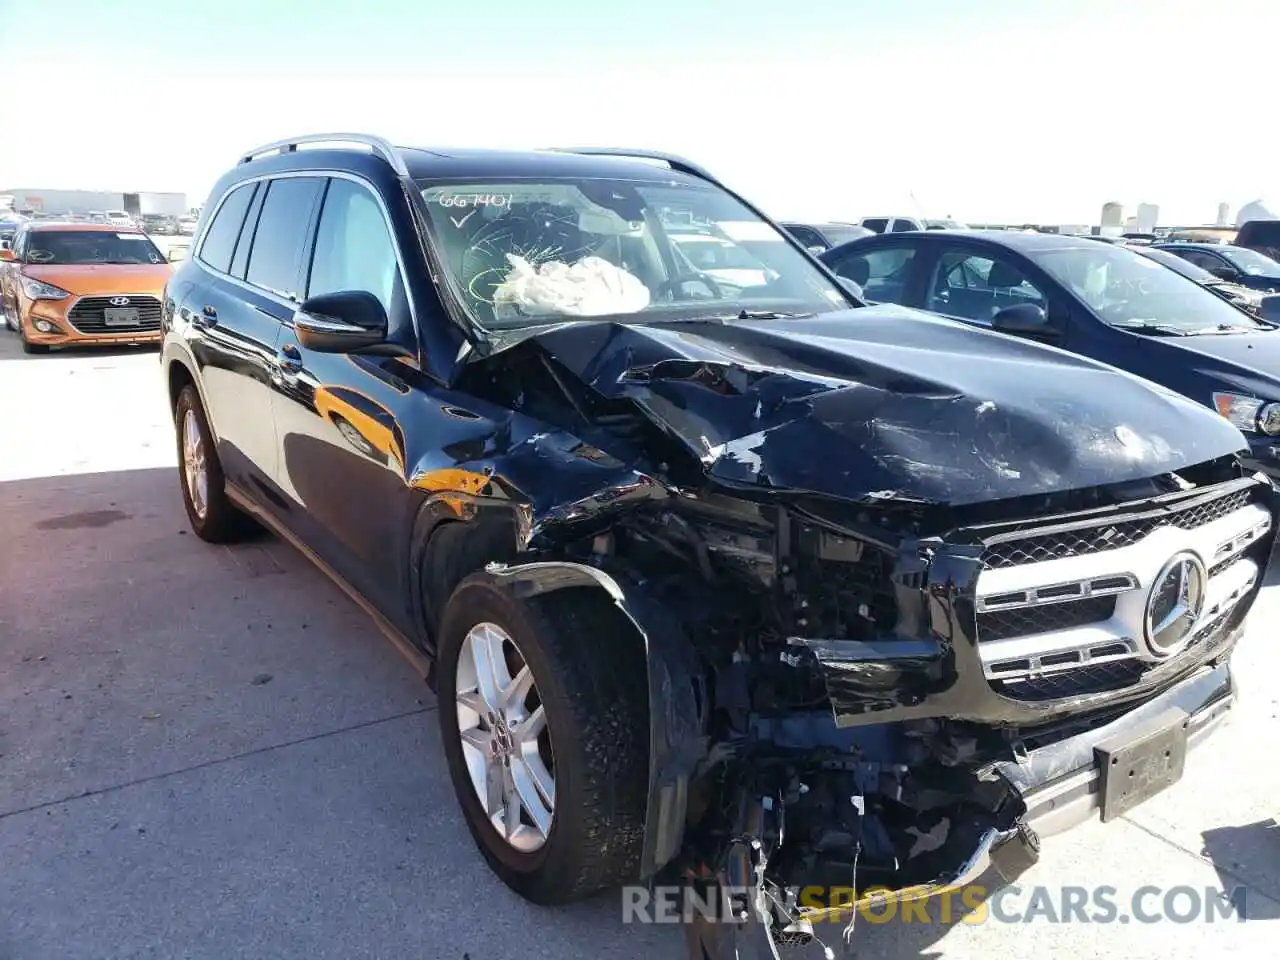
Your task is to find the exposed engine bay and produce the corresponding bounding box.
[430,316,1279,955]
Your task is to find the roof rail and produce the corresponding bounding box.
[238,133,410,177]
[544,147,719,185]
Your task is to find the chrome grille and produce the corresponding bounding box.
[990,661,1146,702]
[983,488,1254,569]
[66,295,163,334]
[974,480,1269,702]
[977,595,1115,643]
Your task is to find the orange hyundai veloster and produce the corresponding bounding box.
[0,222,173,354]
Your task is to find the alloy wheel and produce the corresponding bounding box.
[455,621,556,852]
[182,408,209,519]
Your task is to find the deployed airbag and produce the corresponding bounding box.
[492,254,651,319]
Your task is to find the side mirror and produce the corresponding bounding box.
[1261,293,1280,323]
[992,302,1052,336]
[1209,265,1239,281]
[293,290,388,353]
[807,244,828,255]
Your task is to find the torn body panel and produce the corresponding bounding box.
[468,310,1249,506]
[405,308,1275,949]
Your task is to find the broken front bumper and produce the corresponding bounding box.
[807,657,1235,921]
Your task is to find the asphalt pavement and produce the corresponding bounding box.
[0,322,1278,959]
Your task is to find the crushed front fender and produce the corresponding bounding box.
[484,559,709,877]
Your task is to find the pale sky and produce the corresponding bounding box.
[1,0,1277,226]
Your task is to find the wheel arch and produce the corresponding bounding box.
[481,559,708,879]
[163,347,222,444]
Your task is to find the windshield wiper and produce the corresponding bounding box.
[1186,322,1271,334]
[1110,320,1191,336]
[726,310,815,321]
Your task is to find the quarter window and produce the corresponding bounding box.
[307,179,400,313]
[926,251,1046,322]
[861,218,889,234]
[245,177,325,300]
[199,183,257,274]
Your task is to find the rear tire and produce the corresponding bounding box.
[174,384,256,542]
[436,576,649,905]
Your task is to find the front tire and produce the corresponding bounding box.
[436,576,649,905]
[174,384,255,542]
[16,317,49,354]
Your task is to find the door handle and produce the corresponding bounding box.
[184,305,217,328]
[277,343,303,372]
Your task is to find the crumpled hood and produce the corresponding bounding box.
[518,306,1248,505]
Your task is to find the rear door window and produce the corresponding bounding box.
[198,183,257,274]
[230,185,267,279]
[889,219,919,233]
[244,177,325,300]
[828,245,918,304]
[1176,249,1228,272]
[861,218,889,234]
[926,249,1047,323]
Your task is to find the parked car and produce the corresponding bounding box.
[0,218,22,247]
[0,221,174,352]
[177,213,198,235]
[1232,219,1280,262]
[858,215,926,233]
[778,221,873,254]
[857,215,967,234]
[140,213,177,235]
[104,210,134,227]
[668,229,775,287]
[1152,242,1280,294]
[820,230,1280,478]
[163,133,1274,954]
[1130,243,1279,321]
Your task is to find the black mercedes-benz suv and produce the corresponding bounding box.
[161,133,1276,955]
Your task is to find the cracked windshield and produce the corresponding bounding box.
[420,179,847,327]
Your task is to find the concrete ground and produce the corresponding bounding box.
[0,323,1278,959]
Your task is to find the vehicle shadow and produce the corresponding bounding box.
[1200,819,1280,921]
[0,331,160,362]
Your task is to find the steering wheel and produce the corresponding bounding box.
[655,273,724,301]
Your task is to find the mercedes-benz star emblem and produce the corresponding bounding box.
[1144,552,1207,656]
[109,296,131,306]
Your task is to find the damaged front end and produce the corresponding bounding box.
[448,315,1278,955]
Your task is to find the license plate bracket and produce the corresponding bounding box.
[1095,708,1189,822]
[104,307,140,326]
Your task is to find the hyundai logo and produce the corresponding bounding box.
[109,296,131,306]
[1144,552,1206,656]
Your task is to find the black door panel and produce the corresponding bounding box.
[268,176,422,624]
